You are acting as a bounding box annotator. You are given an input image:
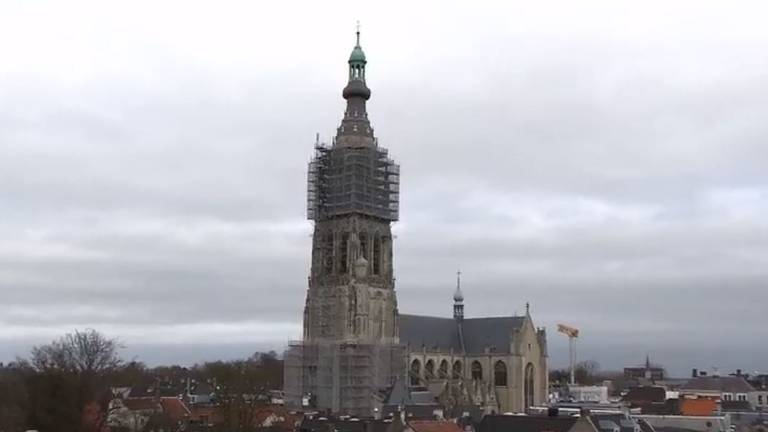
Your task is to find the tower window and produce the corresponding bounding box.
[372,235,381,275]
[323,232,333,274]
[339,233,349,274]
[359,232,368,259]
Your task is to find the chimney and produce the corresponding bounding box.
[692,368,698,378]
[736,369,742,377]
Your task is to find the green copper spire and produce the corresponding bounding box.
[349,22,366,64]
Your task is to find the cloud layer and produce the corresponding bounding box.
[1,0,767,375]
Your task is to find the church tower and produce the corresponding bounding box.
[304,27,400,343]
[285,29,404,416]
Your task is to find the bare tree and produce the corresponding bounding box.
[30,329,123,376]
[25,329,123,432]
[0,362,29,432]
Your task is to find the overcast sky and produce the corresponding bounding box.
[1,0,767,376]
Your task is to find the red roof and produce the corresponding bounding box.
[409,420,463,432]
[254,408,279,426]
[252,406,300,429]
[160,397,191,421]
[123,397,161,411]
[190,405,222,423]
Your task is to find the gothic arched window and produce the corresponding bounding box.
[494,360,508,386]
[372,235,381,275]
[339,233,349,274]
[471,361,483,380]
[524,363,535,410]
[452,361,462,379]
[425,359,435,379]
[410,359,421,386]
[359,232,368,260]
[438,360,449,379]
[323,232,333,274]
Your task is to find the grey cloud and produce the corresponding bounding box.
[1,1,767,376]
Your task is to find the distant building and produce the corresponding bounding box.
[622,386,671,414]
[567,386,609,403]
[635,414,732,432]
[479,413,600,432]
[624,356,665,382]
[681,375,759,412]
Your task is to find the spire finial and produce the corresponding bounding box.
[453,270,464,303]
[356,21,361,46]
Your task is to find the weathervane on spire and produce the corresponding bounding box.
[356,20,361,46]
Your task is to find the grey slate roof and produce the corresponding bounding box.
[399,315,461,351]
[480,415,582,432]
[461,317,525,354]
[681,376,755,393]
[398,314,525,354]
[591,414,639,432]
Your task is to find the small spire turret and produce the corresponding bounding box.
[454,270,464,321]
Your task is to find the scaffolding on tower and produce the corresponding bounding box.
[307,139,399,222]
[284,340,405,416]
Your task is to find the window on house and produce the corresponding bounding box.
[723,393,733,401]
[737,394,747,402]
[758,395,763,405]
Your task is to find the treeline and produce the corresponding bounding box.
[0,329,283,432]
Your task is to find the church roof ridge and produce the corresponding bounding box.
[398,313,526,322]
